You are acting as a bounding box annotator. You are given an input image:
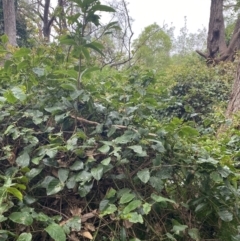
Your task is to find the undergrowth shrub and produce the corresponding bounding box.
[157,62,233,126]
[0,1,240,240]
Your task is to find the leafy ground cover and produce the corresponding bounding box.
[0,1,240,241]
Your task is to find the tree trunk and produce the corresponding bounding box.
[196,0,240,117]
[226,62,240,116]
[2,0,17,46]
[43,0,55,41]
[196,0,240,64]
[207,0,227,58]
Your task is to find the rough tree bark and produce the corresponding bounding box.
[226,61,240,116]
[2,0,17,46]
[197,0,240,64]
[207,0,227,58]
[197,0,240,116]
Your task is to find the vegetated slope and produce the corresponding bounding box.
[0,42,239,241]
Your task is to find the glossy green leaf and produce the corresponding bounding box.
[9,212,33,225]
[232,234,240,241]
[0,215,7,222]
[1,34,8,43]
[210,171,222,182]
[137,168,150,183]
[128,145,143,154]
[17,233,32,241]
[172,224,188,234]
[75,171,92,182]
[11,87,26,102]
[178,126,199,137]
[16,152,30,167]
[188,228,200,240]
[123,200,141,214]
[119,193,135,204]
[98,144,110,154]
[150,176,164,192]
[101,157,111,165]
[45,106,63,114]
[24,195,37,205]
[58,169,69,183]
[78,182,93,197]
[35,212,51,222]
[59,35,76,45]
[0,96,6,102]
[4,90,17,103]
[32,67,45,77]
[100,204,117,216]
[45,223,66,241]
[4,124,15,135]
[120,226,127,241]
[195,203,207,212]
[218,210,233,222]
[45,149,58,158]
[85,42,104,56]
[60,83,77,91]
[70,161,84,171]
[7,187,23,201]
[99,199,109,211]
[13,48,31,58]
[143,203,151,215]
[91,4,115,12]
[114,132,133,144]
[197,157,218,165]
[151,193,175,204]
[166,233,177,241]
[65,216,81,231]
[81,47,90,61]
[66,175,76,189]
[105,188,116,199]
[91,165,104,181]
[218,166,232,178]
[46,178,64,195]
[26,168,43,180]
[127,212,143,224]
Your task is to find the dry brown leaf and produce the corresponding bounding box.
[60,220,67,226]
[81,210,97,222]
[81,231,93,240]
[7,152,16,165]
[68,233,79,241]
[70,207,82,216]
[154,223,163,234]
[123,220,133,229]
[84,222,95,232]
[110,213,116,220]
[173,203,180,209]
[51,169,58,178]
[57,159,68,167]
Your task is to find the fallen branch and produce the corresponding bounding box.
[70,114,99,125]
[70,114,157,137]
[196,50,208,59]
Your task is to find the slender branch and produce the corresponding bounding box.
[196,50,208,59]
[69,114,157,137]
[70,114,99,125]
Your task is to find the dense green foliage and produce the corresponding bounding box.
[0,0,240,241]
[132,23,172,69]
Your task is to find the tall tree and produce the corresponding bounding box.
[132,23,172,69]
[2,0,17,45]
[197,0,240,64]
[197,0,240,116]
